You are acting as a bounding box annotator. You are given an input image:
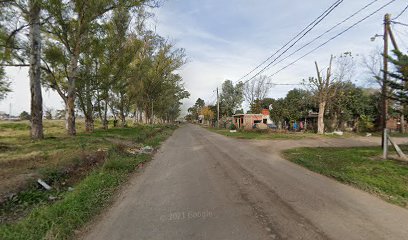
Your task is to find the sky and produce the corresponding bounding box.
[1,0,407,116]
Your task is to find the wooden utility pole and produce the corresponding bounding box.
[381,14,390,149]
[217,87,220,128]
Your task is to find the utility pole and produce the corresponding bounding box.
[217,87,220,128]
[381,14,390,149]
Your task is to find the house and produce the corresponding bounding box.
[233,114,263,129]
[233,109,274,130]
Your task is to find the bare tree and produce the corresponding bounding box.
[308,55,334,134]
[333,52,356,82]
[243,75,272,109]
[362,47,383,87]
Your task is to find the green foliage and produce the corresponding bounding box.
[357,115,374,133]
[250,98,274,114]
[188,98,206,120]
[284,146,408,207]
[0,68,11,101]
[267,89,315,124]
[220,80,244,117]
[387,50,408,104]
[19,111,31,121]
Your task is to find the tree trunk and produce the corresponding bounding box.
[85,115,94,133]
[29,0,43,140]
[65,95,76,135]
[133,110,137,125]
[401,113,405,134]
[139,109,143,123]
[65,21,82,135]
[317,101,326,134]
[150,102,154,124]
[103,100,108,130]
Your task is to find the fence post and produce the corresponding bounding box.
[383,128,388,160]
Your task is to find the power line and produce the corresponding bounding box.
[267,0,396,79]
[391,24,408,49]
[392,21,408,27]
[236,0,344,83]
[263,0,380,73]
[392,3,408,20]
[240,0,344,85]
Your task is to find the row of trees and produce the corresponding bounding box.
[189,50,407,134]
[0,0,189,139]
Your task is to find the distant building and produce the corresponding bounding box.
[233,109,274,130]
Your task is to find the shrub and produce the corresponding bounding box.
[357,115,374,132]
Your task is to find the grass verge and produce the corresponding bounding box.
[283,146,408,208]
[0,124,176,240]
[207,128,328,140]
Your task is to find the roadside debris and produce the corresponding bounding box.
[140,146,154,154]
[127,148,140,155]
[48,196,57,201]
[37,179,52,190]
[229,130,237,133]
[366,133,372,137]
[126,145,154,155]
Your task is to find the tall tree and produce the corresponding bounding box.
[387,51,408,104]
[41,0,150,135]
[309,55,334,134]
[243,75,272,108]
[0,0,44,139]
[220,80,244,117]
[29,0,43,139]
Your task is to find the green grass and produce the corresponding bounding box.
[208,128,329,140]
[0,121,177,240]
[283,146,408,208]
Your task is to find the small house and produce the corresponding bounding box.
[233,114,263,129]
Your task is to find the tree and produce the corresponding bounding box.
[41,0,152,135]
[29,0,43,139]
[243,75,272,108]
[200,106,214,123]
[44,108,52,120]
[308,55,334,134]
[0,0,44,139]
[20,111,30,120]
[188,98,205,120]
[363,47,383,86]
[220,80,244,117]
[387,50,408,133]
[284,89,314,121]
[250,98,274,114]
[387,51,408,104]
[0,72,11,101]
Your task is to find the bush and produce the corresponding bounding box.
[19,111,30,121]
[229,123,237,130]
[357,115,374,132]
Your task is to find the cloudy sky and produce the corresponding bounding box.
[1,0,407,115]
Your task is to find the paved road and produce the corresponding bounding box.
[84,124,408,240]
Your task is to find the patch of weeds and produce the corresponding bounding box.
[283,146,408,208]
[0,124,175,240]
[0,122,30,131]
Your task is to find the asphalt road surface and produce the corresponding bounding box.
[83,124,408,240]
